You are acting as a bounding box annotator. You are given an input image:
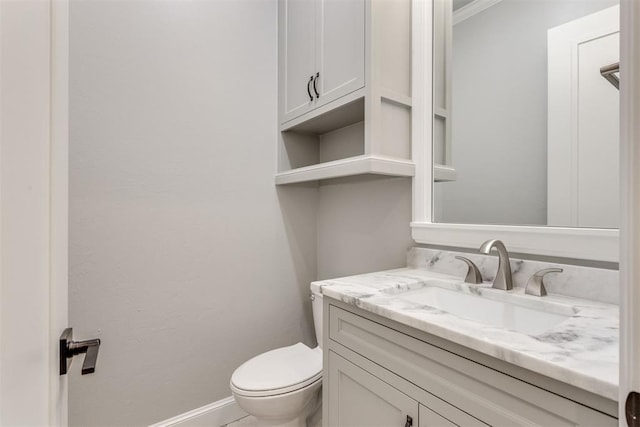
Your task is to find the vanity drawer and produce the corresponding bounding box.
[328,304,616,427]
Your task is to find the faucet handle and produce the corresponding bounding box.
[455,256,483,284]
[525,268,563,297]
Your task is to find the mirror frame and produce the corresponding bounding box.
[410,0,619,262]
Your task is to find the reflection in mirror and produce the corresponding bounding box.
[433,0,620,228]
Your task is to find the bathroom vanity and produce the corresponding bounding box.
[315,250,619,427]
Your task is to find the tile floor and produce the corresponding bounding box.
[225,416,258,427]
[225,411,322,427]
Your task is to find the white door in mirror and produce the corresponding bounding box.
[547,5,620,228]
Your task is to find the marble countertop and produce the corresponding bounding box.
[312,268,618,401]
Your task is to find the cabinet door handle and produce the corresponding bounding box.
[404,415,413,427]
[307,76,314,101]
[313,72,320,99]
[626,391,640,426]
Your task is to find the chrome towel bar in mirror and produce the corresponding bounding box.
[600,62,620,90]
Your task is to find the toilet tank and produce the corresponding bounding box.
[311,290,323,349]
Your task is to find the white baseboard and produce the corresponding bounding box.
[149,396,247,427]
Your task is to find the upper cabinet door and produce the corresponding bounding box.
[280,0,317,123]
[315,0,365,107]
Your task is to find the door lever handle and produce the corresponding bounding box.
[60,327,101,375]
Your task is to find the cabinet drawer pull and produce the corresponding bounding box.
[313,72,320,98]
[405,415,413,427]
[307,75,314,101]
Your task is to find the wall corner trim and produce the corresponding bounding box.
[149,396,246,427]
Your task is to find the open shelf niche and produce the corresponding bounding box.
[276,95,414,185]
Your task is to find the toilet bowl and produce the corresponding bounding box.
[230,291,323,427]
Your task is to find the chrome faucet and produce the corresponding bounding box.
[479,239,513,291]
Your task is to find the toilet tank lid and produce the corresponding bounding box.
[231,343,322,392]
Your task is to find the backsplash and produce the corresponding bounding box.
[407,248,619,305]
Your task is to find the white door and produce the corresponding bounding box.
[0,0,68,425]
[547,6,619,228]
[315,0,365,108]
[620,1,640,425]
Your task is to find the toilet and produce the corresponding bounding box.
[230,290,323,427]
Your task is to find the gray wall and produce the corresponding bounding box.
[317,176,413,280]
[438,0,618,226]
[69,1,413,425]
[69,1,318,425]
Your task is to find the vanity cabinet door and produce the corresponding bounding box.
[419,405,457,427]
[327,351,418,427]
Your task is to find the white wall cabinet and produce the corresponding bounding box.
[280,0,365,124]
[276,0,414,184]
[323,300,618,427]
[315,0,365,108]
[280,0,317,122]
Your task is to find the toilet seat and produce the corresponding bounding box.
[230,343,322,398]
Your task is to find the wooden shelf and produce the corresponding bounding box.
[434,164,457,182]
[275,155,415,185]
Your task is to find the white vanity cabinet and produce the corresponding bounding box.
[323,299,618,427]
[327,352,418,427]
[279,0,365,123]
[276,0,414,185]
[328,351,482,427]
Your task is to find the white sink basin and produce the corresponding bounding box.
[397,286,575,335]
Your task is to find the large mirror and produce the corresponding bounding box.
[432,0,620,229]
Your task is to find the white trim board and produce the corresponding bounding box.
[149,396,247,427]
